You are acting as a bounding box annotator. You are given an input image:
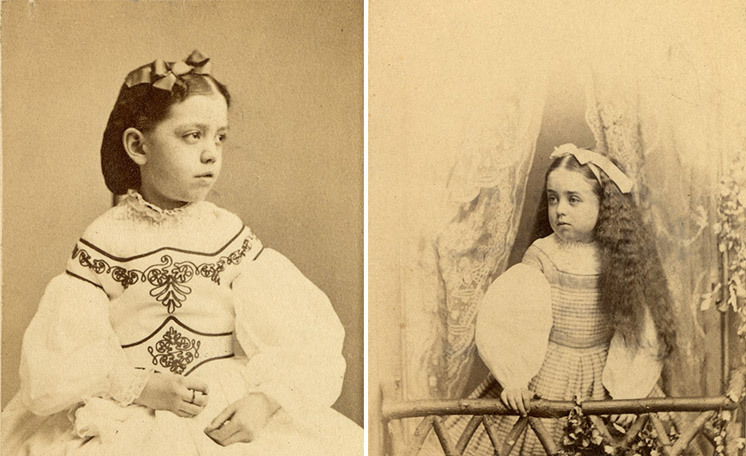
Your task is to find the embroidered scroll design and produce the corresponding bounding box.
[147,327,201,374]
[71,237,253,313]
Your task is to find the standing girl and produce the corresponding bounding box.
[1,50,362,456]
[431,143,676,455]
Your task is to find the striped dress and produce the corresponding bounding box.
[440,235,615,455]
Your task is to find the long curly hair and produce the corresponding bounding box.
[532,154,677,357]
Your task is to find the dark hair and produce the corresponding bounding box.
[532,153,677,357]
[100,72,231,194]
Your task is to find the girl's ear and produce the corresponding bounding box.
[123,127,148,165]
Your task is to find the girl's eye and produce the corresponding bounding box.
[183,131,202,143]
[547,195,558,204]
[570,196,581,204]
[217,133,228,143]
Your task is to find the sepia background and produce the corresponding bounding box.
[370,1,746,454]
[1,0,363,426]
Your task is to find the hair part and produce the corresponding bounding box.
[531,152,677,357]
[100,73,231,194]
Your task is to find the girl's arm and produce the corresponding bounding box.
[230,248,346,422]
[602,307,663,399]
[19,274,148,415]
[475,262,552,393]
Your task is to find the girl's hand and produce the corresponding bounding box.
[500,388,537,416]
[133,371,209,418]
[610,414,636,427]
[204,393,280,446]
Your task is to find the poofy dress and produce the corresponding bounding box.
[431,234,662,456]
[1,191,362,456]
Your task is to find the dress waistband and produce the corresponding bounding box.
[548,327,611,350]
[121,316,234,376]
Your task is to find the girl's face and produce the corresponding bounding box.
[138,92,229,210]
[546,167,600,243]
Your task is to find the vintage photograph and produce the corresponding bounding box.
[370,1,746,455]
[1,1,363,455]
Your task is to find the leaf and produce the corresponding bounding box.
[612,422,627,434]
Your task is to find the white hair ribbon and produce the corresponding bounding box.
[549,143,633,194]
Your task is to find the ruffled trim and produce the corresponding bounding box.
[108,366,153,406]
[123,189,196,224]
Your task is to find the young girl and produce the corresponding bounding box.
[431,143,676,455]
[1,50,362,456]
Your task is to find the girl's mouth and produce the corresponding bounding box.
[195,173,214,178]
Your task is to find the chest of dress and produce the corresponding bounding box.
[65,226,262,374]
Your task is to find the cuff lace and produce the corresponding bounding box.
[107,367,152,406]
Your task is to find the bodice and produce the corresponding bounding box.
[64,192,263,375]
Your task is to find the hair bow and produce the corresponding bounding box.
[124,49,212,91]
[549,143,633,194]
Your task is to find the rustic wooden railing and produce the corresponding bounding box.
[381,371,746,456]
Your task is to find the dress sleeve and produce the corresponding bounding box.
[475,262,552,390]
[231,248,346,419]
[602,307,662,399]
[19,273,149,416]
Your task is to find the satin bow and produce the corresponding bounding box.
[124,49,212,91]
[549,143,633,194]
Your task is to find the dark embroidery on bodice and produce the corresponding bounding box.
[148,326,201,375]
[71,237,253,313]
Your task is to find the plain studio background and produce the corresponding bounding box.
[1,1,363,426]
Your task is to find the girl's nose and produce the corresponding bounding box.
[201,142,219,163]
[556,199,568,215]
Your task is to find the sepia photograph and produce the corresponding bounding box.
[1,1,363,455]
[370,1,746,455]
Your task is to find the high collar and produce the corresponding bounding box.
[124,189,199,224]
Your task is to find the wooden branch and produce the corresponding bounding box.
[432,416,459,456]
[455,415,483,454]
[648,413,673,456]
[482,415,503,456]
[669,411,716,456]
[499,416,528,456]
[528,417,559,455]
[702,419,720,446]
[405,416,435,456]
[620,414,649,448]
[382,396,739,420]
[588,415,619,447]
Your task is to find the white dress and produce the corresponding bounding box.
[1,191,362,456]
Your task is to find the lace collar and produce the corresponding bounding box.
[543,233,601,274]
[124,189,197,223]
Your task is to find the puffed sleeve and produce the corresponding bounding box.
[231,248,346,419]
[19,274,149,416]
[475,261,552,390]
[602,307,662,399]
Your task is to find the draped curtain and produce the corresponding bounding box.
[400,80,546,400]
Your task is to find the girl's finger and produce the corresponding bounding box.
[179,402,204,417]
[507,395,519,413]
[522,391,533,413]
[221,429,253,446]
[516,396,527,416]
[189,391,209,407]
[206,420,237,443]
[499,391,510,408]
[176,408,197,418]
[185,378,210,395]
[206,405,236,432]
[206,426,239,446]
